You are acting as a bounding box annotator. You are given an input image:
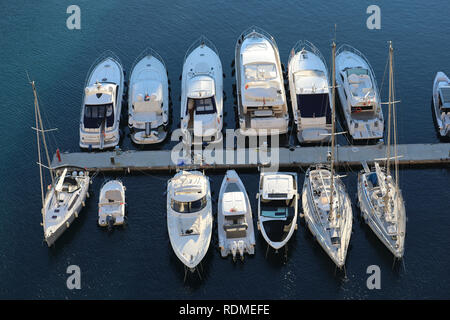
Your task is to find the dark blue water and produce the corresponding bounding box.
[1,0,449,299]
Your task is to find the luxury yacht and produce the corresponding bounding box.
[432,72,450,137]
[167,171,213,271]
[79,52,125,150]
[218,170,255,261]
[235,26,289,136]
[302,42,353,269]
[335,45,384,142]
[180,37,223,145]
[288,40,332,143]
[128,49,169,144]
[43,168,90,246]
[257,172,298,250]
[98,180,126,227]
[358,43,406,259]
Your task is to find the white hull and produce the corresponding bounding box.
[181,37,223,146]
[167,171,213,270]
[98,180,126,227]
[235,27,289,136]
[257,172,298,250]
[79,53,124,150]
[302,166,352,268]
[288,40,332,144]
[128,50,169,144]
[357,165,406,258]
[432,72,450,137]
[218,170,255,259]
[43,169,90,246]
[335,45,384,141]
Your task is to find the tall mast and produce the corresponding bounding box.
[31,81,55,207]
[32,81,45,207]
[386,42,393,177]
[329,41,336,220]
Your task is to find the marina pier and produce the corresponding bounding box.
[51,143,450,173]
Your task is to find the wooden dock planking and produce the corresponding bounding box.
[50,143,450,173]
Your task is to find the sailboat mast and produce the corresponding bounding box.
[329,41,336,220]
[391,43,399,189]
[32,81,45,207]
[386,42,393,177]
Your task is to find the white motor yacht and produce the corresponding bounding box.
[79,52,124,150]
[235,26,289,136]
[167,170,213,271]
[288,40,332,143]
[257,172,298,250]
[128,49,169,144]
[98,180,126,227]
[432,71,450,137]
[181,37,223,145]
[218,170,255,260]
[335,45,384,142]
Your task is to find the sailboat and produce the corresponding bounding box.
[301,41,353,269]
[357,42,406,259]
[32,81,90,247]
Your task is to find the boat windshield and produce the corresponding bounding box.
[171,196,207,213]
[346,67,368,77]
[261,199,295,219]
[84,103,114,128]
[187,97,217,115]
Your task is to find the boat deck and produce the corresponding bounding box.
[51,143,450,173]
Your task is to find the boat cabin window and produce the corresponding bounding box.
[438,93,450,112]
[187,97,217,115]
[297,93,331,123]
[345,67,368,77]
[171,196,207,213]
[295,70,325,78]
[84,103,114,128]
[260,199,295,219]
[244,63,277,81]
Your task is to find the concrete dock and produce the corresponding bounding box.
[51,143,450,173]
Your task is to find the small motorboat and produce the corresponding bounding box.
[217,170,255,261]
[235,26,289,136]
[257,172,298,250]
[180,36,223,145]
[79,51,125,150]
[98,180,126,227]
[288,40,332,143]
[432,71,450,137]
[128,49,169,144]
[167,170,213,271]
[335,45,384,142]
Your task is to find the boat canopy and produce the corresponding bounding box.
[222,191,247,216]
[171,173,207,202]
[187,75,215,98]
[262,175,295,200]
[438,87,450,111]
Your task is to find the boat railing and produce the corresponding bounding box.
[289,40,329,76]
[236,25,277,49]
[183,35,220,64]
[336,44,380,99]
[129,47,166,78]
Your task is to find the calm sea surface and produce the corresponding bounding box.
[0,0,449,299]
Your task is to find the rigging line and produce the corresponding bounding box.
[379,51,390,99]
[36,89,58,151]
